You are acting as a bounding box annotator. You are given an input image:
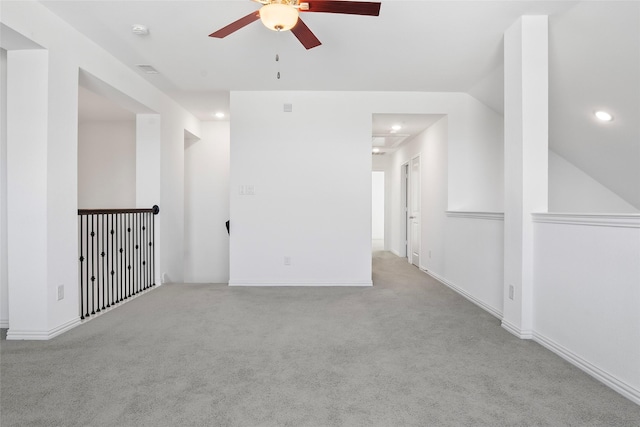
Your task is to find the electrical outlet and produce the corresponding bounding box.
[57,285,64,301]
[284,256,291,266]
[509,285,514,300]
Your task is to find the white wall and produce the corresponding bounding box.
[228,91,503,287]
[533,219,640,403]
[1,1,199,338]
[78,121,136,209]
[388,117,504,316]
[230,92,373,286]
[448,95,504,211]
[184,121,230,283]
[0,48,8,327]
[371,171,385,240]
[549,150,639,213]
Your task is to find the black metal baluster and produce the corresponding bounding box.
[137,213,141,293]
[90,214,96,315]
[109,214,114,308]
[134,212,138,295]
[119,213,124,303]
[140,213,144,292]
[127,213,132,299]
[96,214,101,313]
[79,215,85,319]
[115,213,119,304]
[142,213,148,290]
[106,214,111,308]
[147,212,151,289]
[98,214,103,312]
[131,213,135,296]
[124,213,128,300]
[134,213,138,294]
[86,215,90,318]
[151,210,155,286]
[105,214,109,308]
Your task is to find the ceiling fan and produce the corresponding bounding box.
[209,0,381,50]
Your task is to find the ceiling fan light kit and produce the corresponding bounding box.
[260,2,300,31]
[209,0,381,50]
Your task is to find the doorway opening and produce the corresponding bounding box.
[372,171,385,251]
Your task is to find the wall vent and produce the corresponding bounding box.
[136,64,159,74]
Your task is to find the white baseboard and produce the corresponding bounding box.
[390,249,401,257]
[0,319,9,328]
[6,286,158,340]
[423,269,503,319]
[501,319,533,339]
[229,280,373,287]
[6,317,81,340]
[533,331,640,406]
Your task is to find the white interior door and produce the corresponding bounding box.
[400,163,409,258]
[409,156,420,267]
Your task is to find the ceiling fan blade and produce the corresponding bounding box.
[208,11,260,38]
[301,1,381,16]
[291,18,322,50]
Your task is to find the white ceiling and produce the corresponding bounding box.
[43,0,576,119]
[41,0,639,208]
[372,114,444,154]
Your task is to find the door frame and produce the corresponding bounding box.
[399,162,409,258]
[408,155,420,267]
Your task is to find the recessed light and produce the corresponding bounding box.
[391,124,402,131]
[214,112,225,119]
[595,111,613,122]
[372,148,380,153]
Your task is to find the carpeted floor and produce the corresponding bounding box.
[1,250,639,426]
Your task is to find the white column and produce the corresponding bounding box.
[503,16,549,338]
[0,49,8,328]
[136,114,162,285]
[136,114,161,208]
[6,50,50,338]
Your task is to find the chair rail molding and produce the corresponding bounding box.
[446,211,504,221]
[532,213,640,228]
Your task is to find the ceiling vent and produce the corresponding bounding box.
[136,64,159,74]
[372,134,410,148]
[372,151,386,156]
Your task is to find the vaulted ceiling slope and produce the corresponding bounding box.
[548,1,639,210]
[38,0,639,209]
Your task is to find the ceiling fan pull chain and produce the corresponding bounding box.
[276,28,282,80]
